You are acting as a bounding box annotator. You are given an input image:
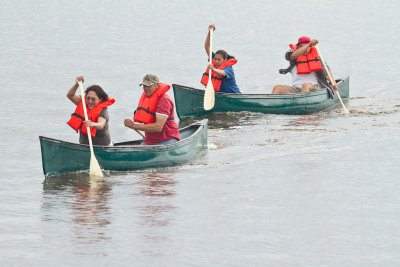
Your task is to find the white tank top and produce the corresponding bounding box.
[291,66,318,87]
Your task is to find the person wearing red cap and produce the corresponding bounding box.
[272,36,336,94]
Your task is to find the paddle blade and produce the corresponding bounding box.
[336,91,350,115]
[89,152,104,178]
[204,80,215,110]
[342,106,350,115]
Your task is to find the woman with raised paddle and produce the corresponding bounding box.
[124,74,181,145]
[200,24,241,94]
[67,76,115,146]
[272,36,337,94]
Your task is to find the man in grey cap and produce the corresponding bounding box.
[124,74,181,145]
[140,74,160,96]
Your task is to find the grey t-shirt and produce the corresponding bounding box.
[79,108,111,146]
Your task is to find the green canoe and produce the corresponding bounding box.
[172,77,349,120]
[39,119,208,177]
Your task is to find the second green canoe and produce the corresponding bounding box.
[172,77,349,120]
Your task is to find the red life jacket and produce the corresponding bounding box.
[133,83,174,124]
[289,44,323,74]
[200,58,237,92]
[67,97,115,137]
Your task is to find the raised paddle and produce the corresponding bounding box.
[315,46,350,115]
[77,80,104,178]
[204,28,215,110]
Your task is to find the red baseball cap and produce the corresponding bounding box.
[297,36,311,45]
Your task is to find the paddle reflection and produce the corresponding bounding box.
[42,173,112,244]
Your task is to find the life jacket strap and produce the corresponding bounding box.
[71,112,85,120]
[136,107,156,116]
[135,107,175,121]
[295,58,321,65]
[202,72,223,81]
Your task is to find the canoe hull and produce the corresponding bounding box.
[172,77,349,119]
[39,119,208,177]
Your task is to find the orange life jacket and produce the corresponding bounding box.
[67,97,115,137]
[289,44,323,74]
[200,58,237,92]
[133,83,174,124]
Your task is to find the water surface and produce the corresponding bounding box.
[0,1,399,266]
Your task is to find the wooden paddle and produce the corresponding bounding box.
[315,46,350,115]
[135,129,145,138]
[77,81,104,178]
[203,28,215,110]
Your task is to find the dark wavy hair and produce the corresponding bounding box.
[215,49,236,60]
[85,85,108,101]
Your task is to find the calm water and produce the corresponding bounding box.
[1,0,399,266]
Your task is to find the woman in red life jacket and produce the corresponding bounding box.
[200,24,241,94]
[272,36,338,94]
[66,76,115,146]
[124,74,181,145]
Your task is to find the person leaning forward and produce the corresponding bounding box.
[66,76,115,146]
[124,74,181,145]
[272,36,338,94]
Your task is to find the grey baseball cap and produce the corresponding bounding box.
[140,74,159,86]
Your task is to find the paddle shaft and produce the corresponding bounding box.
[315,46,349,114]
[203,29,215,110]
[77,81,103,177]
[208,29,213,85]
[77,81,95,154]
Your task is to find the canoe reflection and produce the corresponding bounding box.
[42,174,112,244]
[179,111,261,129]
[135,172,176,228]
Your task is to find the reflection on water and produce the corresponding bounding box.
[42,174,112,244]
[179,111,263,129]
[137,172,175,197]
[135,172,176,227]
[272,113,342,133]
[133,172,177,256]
[284,115,323,127]
[41,171,178,256]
